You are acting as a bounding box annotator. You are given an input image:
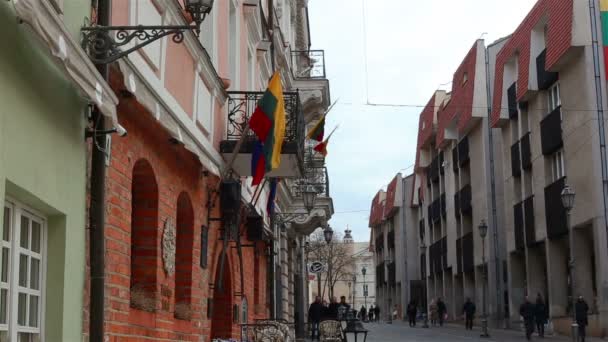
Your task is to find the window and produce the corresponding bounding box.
[551,150,565,182]
[229,1,239,85]
[199,4,216,66]
[548,82,561,113]
[195,76,213,134]
[135,1,163,70]
[1,201,45,342]
[462,72,468,85]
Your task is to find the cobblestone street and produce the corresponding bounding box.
[359,321,602,342]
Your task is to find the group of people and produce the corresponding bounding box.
[520,294,590,341]
[307,296,352,341]
[405,297,448,327]
[356,304,380,322]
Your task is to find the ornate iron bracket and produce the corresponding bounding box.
[81,24,198,64]
[273,212,310,226]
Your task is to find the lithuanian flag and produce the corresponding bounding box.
[314,125,338,157]
[249,72,286,185]
[307,115,325,142]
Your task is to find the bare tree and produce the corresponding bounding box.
[308,230,355,300]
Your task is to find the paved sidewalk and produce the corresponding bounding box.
[302,320,604,342]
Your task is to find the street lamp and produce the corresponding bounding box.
[302,185,318,213]
[478,219,490,338]
[384,256,392,324]
[323,225,334,245]
[362,267,368,313]
[561,184,577,342]
[343,320,369,342]
[420,243,429,328]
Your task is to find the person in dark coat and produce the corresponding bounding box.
[520,296,536,340]
[374,305,381,322]
[368,304,375,322]
[437,298,447,326]
[359,306,367,321]
[575,296,589,342]
[338,296,351,320]
[535,294,548,338]
[308,296,324,341]
[462,297,476,330]
[407,300,418,327]
[326,297,339,320]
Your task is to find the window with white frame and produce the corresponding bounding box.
[229,1,239,85]
[1,201,45,342]
[199,4,216,67]
[551,149,565,182]
[548,82,561,113]
[135,1,164,71]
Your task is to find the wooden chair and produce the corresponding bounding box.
[319,320,342,342]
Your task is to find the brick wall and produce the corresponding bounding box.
[82,72,271,340]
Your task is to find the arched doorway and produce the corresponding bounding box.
[211,257,233,339]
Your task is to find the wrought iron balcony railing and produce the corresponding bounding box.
[291,50,326,79]
[221,91,305,173]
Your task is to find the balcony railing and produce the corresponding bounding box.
[388,262,396,286]
[511,141,521,178]
[514,201,525,251]
[524,196,536,246]
[292,148,329,198]
[291,50,326,79]
[540,106,563,155]
[537,49,559,90]
[458,136,470,167]
[508,82,518,119]
[544,177,568,239]
[459,184,472,214]
[462,232,474,273]
[221,91,305,175]
[521,133,532,170]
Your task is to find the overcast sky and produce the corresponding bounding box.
[308,0,538,242]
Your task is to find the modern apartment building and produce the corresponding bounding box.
[491,0,608,336]
[370,173,422,321]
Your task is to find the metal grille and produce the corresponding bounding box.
[291,50,326,79]
[226,91,304,144]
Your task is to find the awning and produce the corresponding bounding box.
[12,0,118,126]
[117,60,222,176]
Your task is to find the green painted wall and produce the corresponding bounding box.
[0,2,90,341]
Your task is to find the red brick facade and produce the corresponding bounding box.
[436,42,478,148]
[491,0,574,127]
[83,71,270,341]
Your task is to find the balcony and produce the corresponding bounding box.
[452,147,459,173]
[388,262,396,286]
[220,91,305,177]
[508,82,518,119]
[521,133,532,170]
[524,196,536,246]
[511,141,521,178]
[292,150,329,198]
[459,184,472,214]
[544,177,568,239]
[458,136,470,167]
[291,50,326,79]
[376,262,385,285]
[387,230,395,249]
[540,106,563,155]
[462,232,474,273]
[514,201,525,251]
[537,49,559,90]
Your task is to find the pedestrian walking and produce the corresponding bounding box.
[429,299,438,326]
[535,294,548,338]
[374,305,380,322]
[324,297,339,320]
[308,296,324,341]
[338,296,351,320]
[359,306,367,321]
[407,300,418,327]
[462,297,476,330]
[575,295,589,342]
[520,296,536,341]
[368,304,375,322]
[437,298,447,326]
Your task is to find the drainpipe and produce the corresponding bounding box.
[484,41,504,328]
[88,0,110,340]
[401,177,409,309]
[589,1,608,330]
